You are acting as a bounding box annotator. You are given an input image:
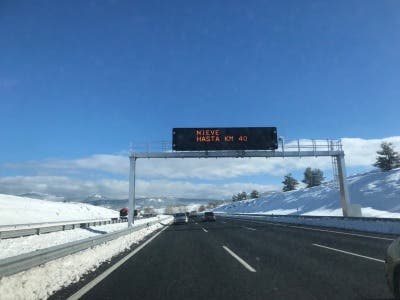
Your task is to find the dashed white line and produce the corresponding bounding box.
[241,226,256,231]
[222,245,256,272]
[202,227,208,233]
[67,225,170,300]
[312,243,385,263]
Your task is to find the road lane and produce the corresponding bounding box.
[222,217,394,261]
[80,221,261,300]
[203,217,393,299]
[63,217,396,300]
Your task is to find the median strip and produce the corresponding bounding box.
[222,245,256,272]
[312,243,384,263]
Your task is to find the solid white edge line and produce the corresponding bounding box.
[67,224,170,300]
[312,243,385,263]
[241,226,256,231]
[290,225,394,241]
[202,227,208,232]
[226,217,394,241]
[222,245,256,272]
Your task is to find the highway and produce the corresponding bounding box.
[59,217,396,300]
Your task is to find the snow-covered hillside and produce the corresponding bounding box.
[215,168,400,218]
[0,194,119,225]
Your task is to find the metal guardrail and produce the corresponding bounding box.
[0,218,115,229]
[216,212,400,235]
[215,212,400,223]
[0,216,171,278]
[0,218,127,240]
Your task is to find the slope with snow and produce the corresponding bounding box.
[215,168,400,218]
[0,194,119,226]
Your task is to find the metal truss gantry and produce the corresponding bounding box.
[128,139,354,226]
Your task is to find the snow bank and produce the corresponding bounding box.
[0,217,172,300]
[0,194,119,225]
[215,168,400,218]
[0,216,162,259]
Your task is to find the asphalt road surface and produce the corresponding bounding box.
[67,217,396,300]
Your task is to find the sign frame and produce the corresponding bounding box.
[172,127,278,151]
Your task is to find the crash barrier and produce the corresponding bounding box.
[0,217,146,240]
[0,216,171,277]
[215,212,400,235]
[0,218,126,239]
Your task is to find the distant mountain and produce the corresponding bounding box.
[80,195,216,211]
[14,192,221,212]
[18,192,65,202]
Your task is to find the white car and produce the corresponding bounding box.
[173,213,188,225]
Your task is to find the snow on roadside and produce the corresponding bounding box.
[215,168,400,218]
[0,194,119,226]
[0,217,172,300]
[0,217,163,260]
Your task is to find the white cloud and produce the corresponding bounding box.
[8,136,400,180]
[342,136,400,166]
[2,136,400,199]
[0,176,278,200]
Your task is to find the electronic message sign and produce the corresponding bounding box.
[172,127,278,151]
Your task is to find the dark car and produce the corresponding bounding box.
[202,211,216,222]
[385,238,400,299]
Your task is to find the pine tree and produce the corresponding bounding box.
[237,192,246,200]
[282,173,299,192]
[373,142,400,171]
[250,190,260,198]
[302,167,324,188]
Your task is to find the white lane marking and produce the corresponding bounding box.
[312,243,385,263]
[67,225,170,300]
[221,221,226,224]
[224,218,394,241]
[241,226,256,231]
[222,245,256,272]
[202,227,208,232]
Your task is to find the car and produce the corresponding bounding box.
[119,207,128,220]
[173,213,188,225]
[385,238,400,299]
[189,211,198,219]
[202,211,216,222]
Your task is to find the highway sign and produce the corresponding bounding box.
[172,127,278,151]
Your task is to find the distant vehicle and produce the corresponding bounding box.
[189,211,197,218]
[119,207,128,220]
[202,211,216,222]
[173,213,188,225]
[385,239,400,299]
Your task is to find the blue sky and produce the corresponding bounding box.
[1,1,400,200]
